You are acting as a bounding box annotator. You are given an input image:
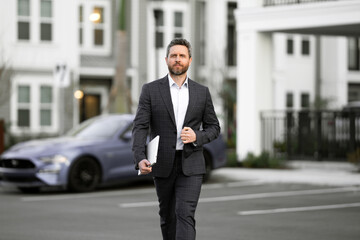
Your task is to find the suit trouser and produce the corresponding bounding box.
[153,150,203,240]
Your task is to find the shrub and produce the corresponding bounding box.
[242,151,287,169]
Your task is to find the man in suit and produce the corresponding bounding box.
[132,38,220,240]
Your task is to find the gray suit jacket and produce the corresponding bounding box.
[132,76,220,178]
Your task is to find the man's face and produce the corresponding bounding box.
[166,45,192,76]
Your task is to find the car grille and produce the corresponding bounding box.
[0,159,36,169]
[2,176,39,183]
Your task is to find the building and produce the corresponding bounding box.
[235,0,360,160]
[127,0,238,130]
[0,0,237,148]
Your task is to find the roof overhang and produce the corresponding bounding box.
[236,0,360,37]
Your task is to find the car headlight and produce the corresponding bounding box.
[39,154,70,166]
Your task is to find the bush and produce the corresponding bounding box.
[226,148,239,167]
[242,151,287,169]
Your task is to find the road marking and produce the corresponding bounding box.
[119,186,360,208]
[21,188,156,202]
[238,202,360,216]
[202,181,263,190]
[20,181,260,202]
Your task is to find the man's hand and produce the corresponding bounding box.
[181,127,196,144]
[138,159,152,175]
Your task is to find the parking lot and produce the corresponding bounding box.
[1,166,360,240]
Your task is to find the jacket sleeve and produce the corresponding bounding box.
[132,84,151,170]
[194,87,220,146]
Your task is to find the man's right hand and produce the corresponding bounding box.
[138,159,152,175]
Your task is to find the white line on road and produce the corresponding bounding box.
[238,202,360,216]
[119,186,360,208]
[202,181,263,190]
[20,181,260,202]
[21,188,156,202]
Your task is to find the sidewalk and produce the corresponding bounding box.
[211,161,360,186]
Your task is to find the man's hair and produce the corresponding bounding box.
[166,38,192,58]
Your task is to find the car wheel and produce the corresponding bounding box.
[68,157,101,192]
[18,187,40,193]
[203,151,212,182]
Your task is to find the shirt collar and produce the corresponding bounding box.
[168,74,188,88]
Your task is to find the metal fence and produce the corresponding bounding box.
[263,0,338,7]
[261,110,360,161]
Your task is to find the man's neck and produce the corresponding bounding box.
[170,73,187,87]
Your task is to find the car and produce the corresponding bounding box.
[0,114,226,193]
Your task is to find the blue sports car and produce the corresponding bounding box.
[0,114,227,193]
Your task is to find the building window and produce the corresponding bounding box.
[286,92,293,108]
[40,0,52,41]
[227,2,237,66]
[301,38,310,56]
[198,1,206,65]
[301,93,310,109]
[348,83,360,102]
[287,38,294,55]
[79,5,83,45]
[173,11,183,39]
[348,38,360,71]
[40,85,52,126]
[154,9,164,48]
[17,85,31,127]
[17,0,31,40]
[92,6,104,46]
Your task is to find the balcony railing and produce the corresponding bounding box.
[263,0,338,7]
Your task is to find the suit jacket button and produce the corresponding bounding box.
[172,145,175,149]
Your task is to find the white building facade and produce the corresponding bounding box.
[236,0,360,160]
[0,0,237,147]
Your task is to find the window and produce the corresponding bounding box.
[348,83,360,102]
[348,38,360,71]
[40,0,52,41]
[301,38,310,56]
[92,7,104,46]
[198,1,206,65]
[286,92,293,108]
[227,2,237,66]
[17,85,31,127]
[287,38,294,55]
[12,77,57,133]
[173,11,183,38]
[40,86,52,126]
[17,0,30,40]
[154,10,164,48]
[79,6,83,45]
[301,93,310,109]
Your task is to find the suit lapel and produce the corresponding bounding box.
[183,79,197,126]
[158,76,176,127]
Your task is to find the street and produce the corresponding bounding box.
[0,175,359,240]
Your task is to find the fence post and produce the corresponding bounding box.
[315,111,322,161]
[0,119,4,154]
[349,112,355,153]
[286,111,293,159]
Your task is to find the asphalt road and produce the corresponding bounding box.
[0,177,359,240]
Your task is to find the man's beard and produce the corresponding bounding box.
[168,63,189,76]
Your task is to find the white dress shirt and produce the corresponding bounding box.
[168,74,189,150]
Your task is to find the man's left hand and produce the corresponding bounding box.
[181,127,196,144]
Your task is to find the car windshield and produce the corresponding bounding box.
[66,116,128,139]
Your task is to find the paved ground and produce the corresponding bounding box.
[0,161,359,240]
[211,160,360,186]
